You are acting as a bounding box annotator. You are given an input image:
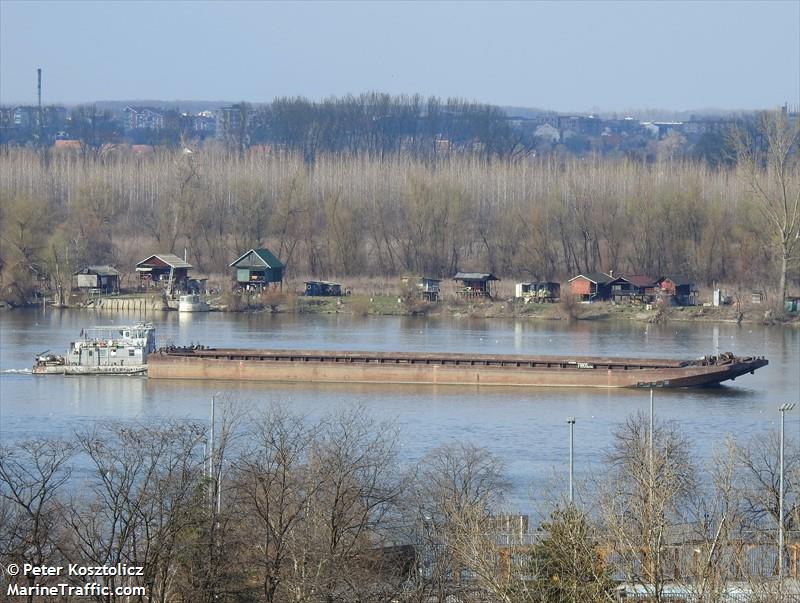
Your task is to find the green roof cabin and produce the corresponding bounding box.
[230,248,285,289]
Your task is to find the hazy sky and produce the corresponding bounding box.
[1,0,798,112]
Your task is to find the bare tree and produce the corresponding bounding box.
[64,421,207,603]
[732,109,800,305]
[0,439,74,602]
[598,412,696,603]
[232,405,321,603]
[405,442,511,602]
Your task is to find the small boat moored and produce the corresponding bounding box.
[178,293,210,312]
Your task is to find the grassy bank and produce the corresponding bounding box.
[285,294,799,325]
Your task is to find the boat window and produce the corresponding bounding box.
[129,349,135,357]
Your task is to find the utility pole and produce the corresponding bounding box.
[567,417,576,504]
[649,388,654,490]
[209,394,216,481]
[779,403,795,579]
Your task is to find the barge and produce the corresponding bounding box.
[147,347,768,388]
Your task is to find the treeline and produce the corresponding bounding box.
[2,142,796,305]
[1,404,797,602]
[227,94,521,160]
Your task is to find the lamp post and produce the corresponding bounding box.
[209,393,216,480]
[779,403,795,579]
[567,417,576,504]
[649,389,654,499]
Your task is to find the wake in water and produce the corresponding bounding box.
[1,368,33,374]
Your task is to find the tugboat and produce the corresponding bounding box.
[33,323,156,375]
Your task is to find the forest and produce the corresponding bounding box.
[0,110,797,306]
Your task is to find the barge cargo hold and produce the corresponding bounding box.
[148,348,768,388]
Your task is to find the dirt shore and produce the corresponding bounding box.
[287,294,799,326]
[4,292,797,326]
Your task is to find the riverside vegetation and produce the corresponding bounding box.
[2,404,799,602]
[0,110,797,314]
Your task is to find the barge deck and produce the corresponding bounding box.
[147,348,768,388]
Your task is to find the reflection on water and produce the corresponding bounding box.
[1,308,798,509]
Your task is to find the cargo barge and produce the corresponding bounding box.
[147,347,768,388]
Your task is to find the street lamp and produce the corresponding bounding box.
[649,389,655,506]
[209,393,216,480]
[567,417,576,504]
[779,403,795,579]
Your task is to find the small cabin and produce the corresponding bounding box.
[136,254,193,291]
[609,275,658,304]
[659,276,698,306]
[230,248,285,290]
[74,265,120,293]
[401,276,442,302]
[305,281,343,296]
[515,281,560,303]
[454,272,499,299]
[568,272,613,302]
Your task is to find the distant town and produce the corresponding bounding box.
[2,93,794,163]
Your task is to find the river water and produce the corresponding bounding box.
[1,309,798,510]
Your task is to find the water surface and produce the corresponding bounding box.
[1,308,798,510]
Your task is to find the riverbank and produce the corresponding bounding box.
[279,294,800,325]
[4,292,797,325]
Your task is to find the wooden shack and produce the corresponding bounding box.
[73,265,120,293]
[136,254,192,291]
[568,272,613,302]
[401,276,442,302]
[609,275,658,304]
[454,272,499,299]
[230,248,285,290]
[659,276,698,306]
[305,281,343,296]
[515,281,560,303]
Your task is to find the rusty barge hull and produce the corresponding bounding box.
[147,349,768,389]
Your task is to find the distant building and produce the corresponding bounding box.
[453,272,499,299]
[53,139,83,151]
[609,275,659,304]
[534,124,560,143]
[515,281,560,303]
[557,115,602,138]
[401,276,442,302]
[123,106,177,131]
[658,276,698,306]
[230,248,285,290]
[304,281,343,296]
[568,272,614,302]
[136,254,193,291]
[216,104,252,146]
[73,265,120,293]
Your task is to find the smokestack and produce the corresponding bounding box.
[36,68,43,143]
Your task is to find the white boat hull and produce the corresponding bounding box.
[33,365,147,375]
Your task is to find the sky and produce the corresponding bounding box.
[1,0,798,112]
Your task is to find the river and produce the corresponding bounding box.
[1,308,798,510]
